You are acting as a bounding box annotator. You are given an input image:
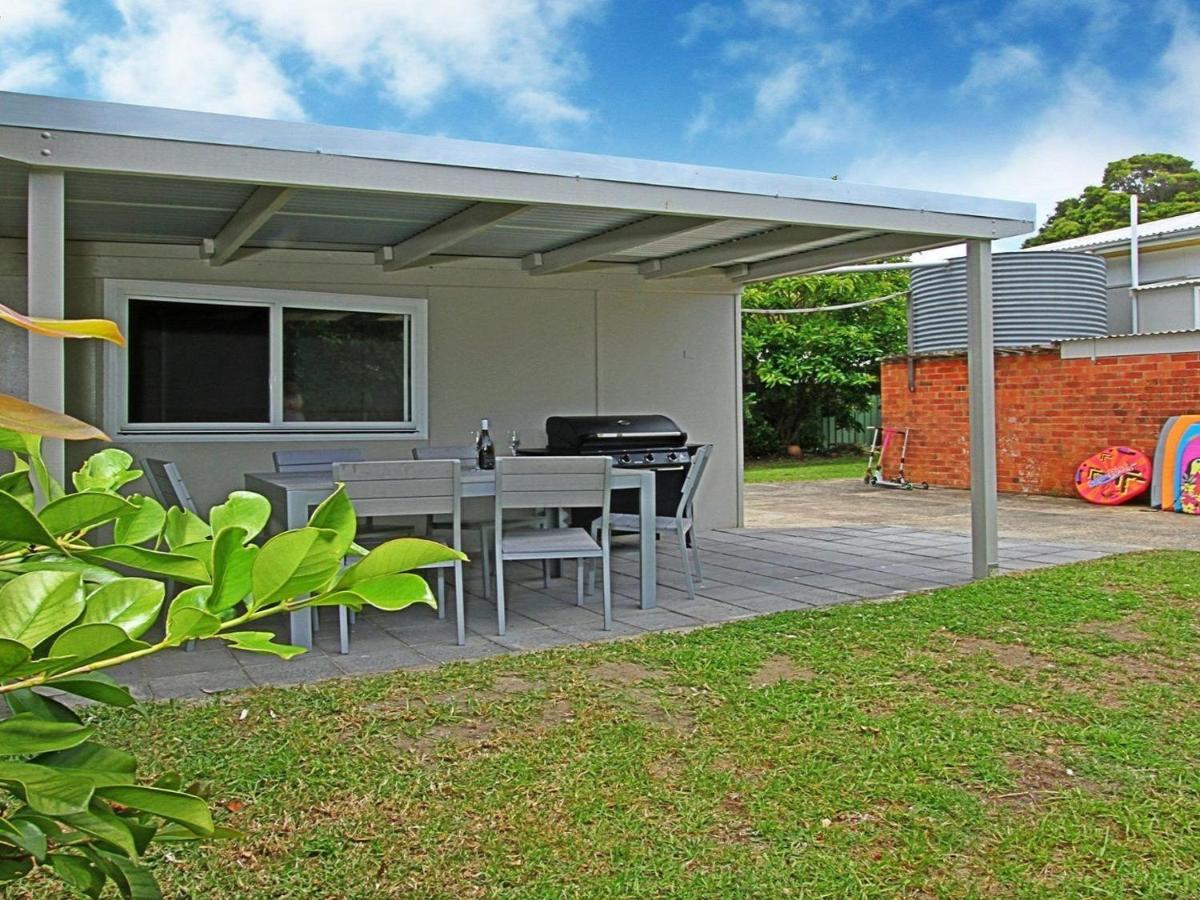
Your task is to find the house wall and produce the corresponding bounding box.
[1095,243,1200,333]
[0,239,744,526]
[880,343,1200,496]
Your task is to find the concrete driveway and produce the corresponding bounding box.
[745,479,1200,551]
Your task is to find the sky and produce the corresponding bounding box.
[1,0,1199,245]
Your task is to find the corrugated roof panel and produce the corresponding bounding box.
[251,216,426,248]
[66,204,230,242]
[501,205,645,232]
[280,189,468,222]
[0,198,25,237]
[66,171,254,209]
[609,219,780,259]
[446,227,585,257]
[1025,210,1200,252]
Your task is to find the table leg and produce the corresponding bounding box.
[639,471,657,609]
[286,493,314,649]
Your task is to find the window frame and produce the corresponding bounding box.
[103,280,428,441]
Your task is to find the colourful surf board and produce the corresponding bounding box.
[1174,432,1200,514]
[1151,415,1179,509]
[1074,446,1151,505]
[1152,415,1200,510]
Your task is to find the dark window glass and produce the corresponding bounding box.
[282,309,410,423]
[127,299,270,423]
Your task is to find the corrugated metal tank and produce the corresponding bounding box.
[909,251,1107,353]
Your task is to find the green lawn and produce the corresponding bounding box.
[31,551,1200,898]
[745,453,865,483]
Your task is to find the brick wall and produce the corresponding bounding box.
[880,349,1200,495]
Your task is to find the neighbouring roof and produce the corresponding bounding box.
[1024,210,1200,254]
[0,92,1036,282]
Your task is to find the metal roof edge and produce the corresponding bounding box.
[0,91,1036,227]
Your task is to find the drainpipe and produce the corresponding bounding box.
[1129,194,1140,333]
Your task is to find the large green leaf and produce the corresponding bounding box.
[336,538,465,587]
[79,546,209,584]
[0,571,84,648]
[209,491,270,542]
[97,785,214,837]
[81,578,165,641]
[309,573,436,612]
[71,449,141,494]
[6,688,79,724]
[0,553,124,586]
[0,817,47,861]
[219,631,305,660]
[90,847,163,900]
[250,527,342,609]
[111,495,166,546]
[46,673,138,709]
[48,623,144,672]
[0,713,94,756]
[163,507,210,551]
[0,761,95,815]
[48,852,105,898]
[164,599,221,645]
[60,800,139,857]
[38,493,137,537]
[207,527,256,613]
[0,490,58,547]
[0,399,105,447]
[38,742,137,788]
[0,468,34,509]
[0,638,32,678]
[309,483,356,557]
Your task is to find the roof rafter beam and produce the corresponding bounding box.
[727,233,955,282]
[376,201,531,271]
[201,185,292,266]
[638,225,871,279]
[522,215,720,275]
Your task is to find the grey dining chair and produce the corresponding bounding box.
[272,447,364,473]
[589,443,713,603]
[334,459,467,649]
[140,458,200,650]
[494,456,612,635]
[412,446,544,599]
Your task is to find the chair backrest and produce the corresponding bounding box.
[141,458,198,514]
[412,445,476,465]
[676,443,713,519]
[333,459,461,541]
[274,447,364,473]
[494,456,610,517]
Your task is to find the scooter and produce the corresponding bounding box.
[864,426,928,491]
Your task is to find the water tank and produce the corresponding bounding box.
[908,251,1107,354]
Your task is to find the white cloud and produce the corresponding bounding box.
[958,44,1045,97]
[754,62,806,117]
[0,52,59,92]
[0,0,68,41]
[72,2,304,119]
[744,0,816,33]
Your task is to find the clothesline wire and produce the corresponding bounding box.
[741,288,910,315]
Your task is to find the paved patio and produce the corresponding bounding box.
[113,519,1122,702]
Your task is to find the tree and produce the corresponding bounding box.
[0,305,462,897]
[742,269,909,455]
[1024,153,1200,247]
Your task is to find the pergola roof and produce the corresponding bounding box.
[0,92,1035,281]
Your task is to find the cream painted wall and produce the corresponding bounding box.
[2,241,744,525]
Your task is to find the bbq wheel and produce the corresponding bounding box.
[868,476,878,485]
[920,482,930,490]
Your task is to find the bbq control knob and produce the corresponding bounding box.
[667,452,678,462]
[644,453,655,463]
[620,454,631,463]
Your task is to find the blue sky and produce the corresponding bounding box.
[1,0,1198,235]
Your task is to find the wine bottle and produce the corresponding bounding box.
[477,418,495,470]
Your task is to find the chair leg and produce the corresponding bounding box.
[480,526,491,600]
[338,605,350,655]
[542,560,550,589]
[576,559,585,606]
[349,609,356,625]
[436,569,446,620]
[495,553,507,636]
[311,606,320,632]
[454,561,466,647]
[678,530,697,603]
[602,550,612,631]
[690,526,704,586]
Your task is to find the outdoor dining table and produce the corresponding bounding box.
[244,465,658,648]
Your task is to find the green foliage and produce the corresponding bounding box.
[1025,153,1200,247]
[742,269,908,453]
[0,428,466,897]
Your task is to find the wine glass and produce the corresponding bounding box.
[508,430,521,455]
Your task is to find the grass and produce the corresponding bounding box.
[745,452,865,483]
[24,551,1200,898]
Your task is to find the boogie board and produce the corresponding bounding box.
[1174,431,1200,514]
[1150,415,1179,509]
[1074,446,1151,505]
[1154,416,1200,509]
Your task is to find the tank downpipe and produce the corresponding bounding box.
[905,290,916,392]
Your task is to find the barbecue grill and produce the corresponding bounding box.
[538,414,694,518]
